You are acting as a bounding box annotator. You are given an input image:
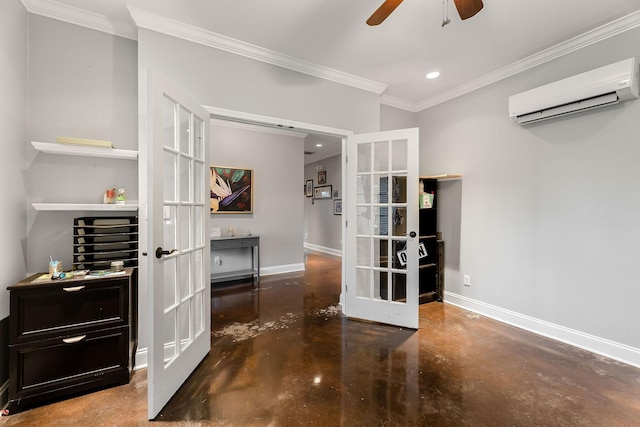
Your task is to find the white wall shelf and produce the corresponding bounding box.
[31,141,138,160]
[32,203,139,212]
[420,174,463,180]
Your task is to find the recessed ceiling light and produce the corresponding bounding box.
[316,143,323,147]
[426,71,440,79]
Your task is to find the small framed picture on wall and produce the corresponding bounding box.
[333,199,342,215]
[318,170,327,185]
[305,180,313,197]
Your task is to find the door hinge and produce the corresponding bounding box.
[346,220,348,227]
[346,155,348,163]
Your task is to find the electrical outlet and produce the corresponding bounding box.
[464,274,471,287]
[214,256,221,266]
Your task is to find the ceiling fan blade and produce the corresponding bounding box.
[453,0,484,20]
[366,0,405,26]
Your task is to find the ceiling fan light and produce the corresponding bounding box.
[426,72,440,79]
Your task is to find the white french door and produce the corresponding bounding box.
[344,128,419,329]
[144,70,211,419]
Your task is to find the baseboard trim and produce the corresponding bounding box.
[261,263,305,276]
[304,243,342,257]
[134,348,148,370]
[444,291,640,369]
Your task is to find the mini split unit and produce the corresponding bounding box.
[508,57,639,125]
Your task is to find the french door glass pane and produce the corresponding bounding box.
[179,301,191,351]
[180,157,191,202]
[194,117,204,161]
[373,207,388,236]
[162,97,176,150]
[391,207,407,237]
[391,272,407,302]
[194,291,204,335]
[357,175,371,204]
[356,268,371,298]
[357,143,372,173]
[179,106,191,155]
[373,141,389,172]
[163,205,177,253]
[356,237,371,266]
[179,206,191,251]
[163,257,177,309]
[391,139,408,170]
[164,310,176,365]
[164,151,177,202]
[391,175,407,203]
[375,271,388,301]
[375,239,389,268]
[194,206,204,246]
[194,162,204,204]
[391,239,409,270]
[179,253,191,300]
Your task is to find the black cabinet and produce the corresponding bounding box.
[6,270,136,414]
[419,178,443,304]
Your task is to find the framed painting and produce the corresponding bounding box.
[314,185,332,200]
[210,166,253,213]
[305,179,313,197]
[333,199,342,215]
[318,170,327,184]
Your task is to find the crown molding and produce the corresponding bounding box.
[21,2,640,113]
[414,10,640,112]
[379,94,419,113]
[21,0,137,40]
[127,7,388,95]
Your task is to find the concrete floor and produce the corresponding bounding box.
[2,253,640,426]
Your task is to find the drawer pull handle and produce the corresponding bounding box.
[62,285,86,292]
[62,335,86,344]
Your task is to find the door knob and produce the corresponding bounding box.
[408,231,417,238]
[155,247,177,259]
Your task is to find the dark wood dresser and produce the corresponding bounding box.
[6,269,136,414]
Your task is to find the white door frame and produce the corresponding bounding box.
[204,106,352,307]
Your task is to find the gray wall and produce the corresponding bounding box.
[137,29,380,134]
[0,0,28,405]
[418,27,640,360]
[304,154,343,254]
[26,16,138,275]
[210,123,305,271]
[380,104,417,131]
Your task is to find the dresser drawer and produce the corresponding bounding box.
[8,326,130,411]
[9,276,129,344]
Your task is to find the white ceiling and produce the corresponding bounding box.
[22,0,640,162]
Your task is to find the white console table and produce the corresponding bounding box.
[210,235,260,283]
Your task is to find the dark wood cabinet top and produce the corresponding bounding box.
[8,268,133,291]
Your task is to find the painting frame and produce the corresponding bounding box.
[305,179,313,197]
[333,199,342,215]
[314,184,332,200]
[210,166,253,214]
[318,170,327,185]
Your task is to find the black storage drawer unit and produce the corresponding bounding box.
[10,277,128,344]
[6,270,135,414]
[9,326,130,406]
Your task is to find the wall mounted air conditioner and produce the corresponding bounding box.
[508,57,639,125]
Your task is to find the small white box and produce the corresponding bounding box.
[210,227,221,238]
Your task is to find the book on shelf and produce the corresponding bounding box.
[56,136,114,149]
[419,192,434,209]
